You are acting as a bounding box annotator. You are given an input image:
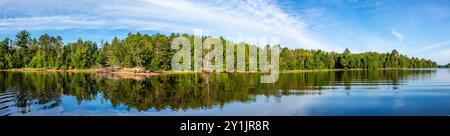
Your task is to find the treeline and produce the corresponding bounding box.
[0,30,437,71]
[280,48,437,70]
[438,63,450,68]
[445,63,450,68]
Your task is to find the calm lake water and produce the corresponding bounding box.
[1,69,449,116]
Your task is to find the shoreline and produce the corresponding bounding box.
[0,67,440,80]
[0,68,202,76]
[0,67,420,74]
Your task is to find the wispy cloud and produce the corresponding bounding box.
[407,38,450,65]
[0,0,329,50]
[409,38,450,54]
[391,29,403,42]
[0,16,107,30]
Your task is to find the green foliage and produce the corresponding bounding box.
[68,39,98,69]
[29,51,44,68]
[0,30,439,71]
[0,39,9,68]
[339,48,351,69]
[13,30,32,68]
[96,42,109,67]
[279,48,437,70]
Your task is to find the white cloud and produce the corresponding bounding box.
[409,38,450,55]
[391,29,403,42]
[0,0,330,50]
[408,39,450,65]
[0,16,106,30]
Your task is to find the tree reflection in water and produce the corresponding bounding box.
[0,70,435,114]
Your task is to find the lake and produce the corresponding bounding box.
[1,69,449,116]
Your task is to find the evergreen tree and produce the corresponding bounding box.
[14,30,32,67]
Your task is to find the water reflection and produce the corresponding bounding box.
[0,70,441,115]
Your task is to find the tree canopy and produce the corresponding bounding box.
[0,30,438,71]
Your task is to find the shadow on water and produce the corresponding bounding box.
[0,69,437,115]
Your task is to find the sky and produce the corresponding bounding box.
[0,0,449,65]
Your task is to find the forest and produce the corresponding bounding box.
[0,30,438,71]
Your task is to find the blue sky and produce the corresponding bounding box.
[0,0,449,65]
